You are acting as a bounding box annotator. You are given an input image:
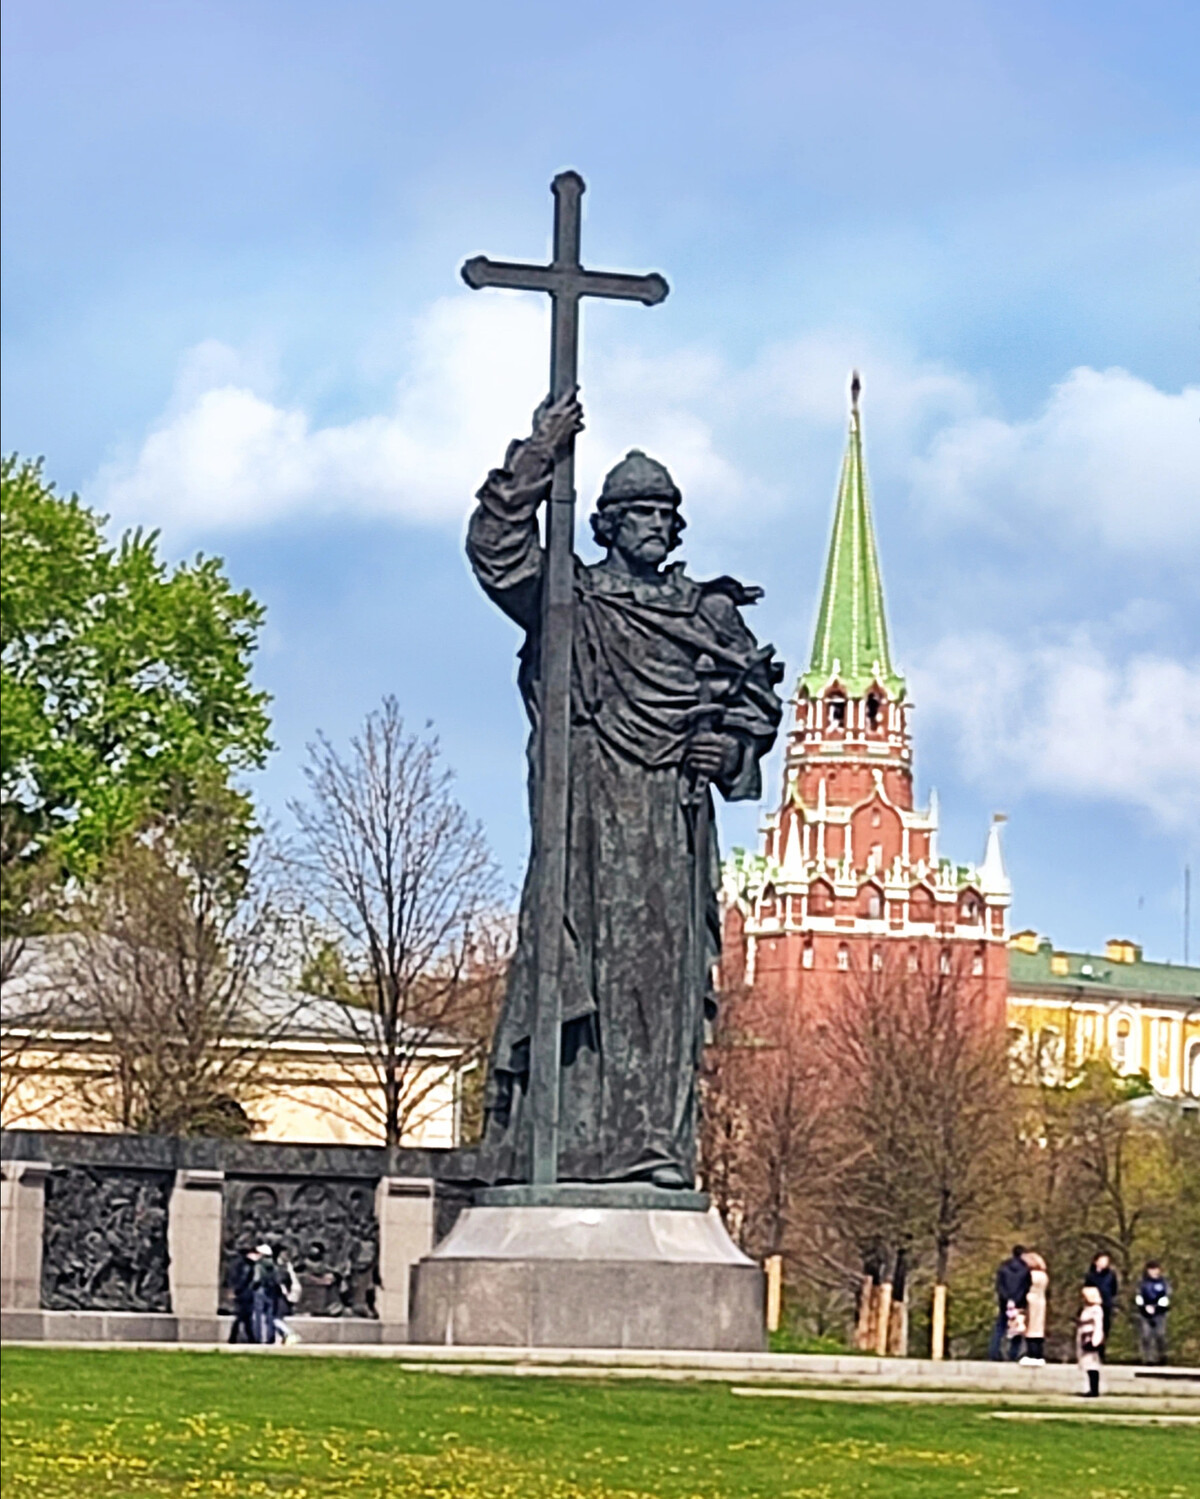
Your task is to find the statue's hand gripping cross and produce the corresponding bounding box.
[462,171,669,1187]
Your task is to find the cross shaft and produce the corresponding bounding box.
[462,172,669,1186]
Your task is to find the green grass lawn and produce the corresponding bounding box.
[1,1348,1196,1499]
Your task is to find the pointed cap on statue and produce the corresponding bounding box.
[597,449,681,508]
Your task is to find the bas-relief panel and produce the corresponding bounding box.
[41,1165,173,1313]
[220,1176,379,1318]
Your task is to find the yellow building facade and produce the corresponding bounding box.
[2,966,471,1148]
[1006,931,1200,1097]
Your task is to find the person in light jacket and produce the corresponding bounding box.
[1077,1285,1105,1397]
[1020,1250,1049,1365]
[273,1246,304,1347]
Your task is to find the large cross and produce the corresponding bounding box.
[463,171,669,1186]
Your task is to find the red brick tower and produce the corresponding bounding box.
[722,376,1010,1016]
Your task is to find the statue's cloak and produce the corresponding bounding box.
[467,447,782,1184]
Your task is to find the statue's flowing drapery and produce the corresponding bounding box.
[467,441,782,1184]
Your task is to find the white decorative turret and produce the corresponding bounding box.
[980,814,1011,897]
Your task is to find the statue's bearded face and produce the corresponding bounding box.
[609,499,677,570]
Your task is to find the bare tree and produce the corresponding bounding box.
[63,784,294,1136]
[829,948,1016,1356]
[701,981,852,1339]
[290,698,503,1147]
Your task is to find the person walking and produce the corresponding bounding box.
[1077,1285,1105,1397]
[1020,1250,1049,1365]
[273,1247,303,1346]
[251,1242,279,1345]
[1084,1252,1119,1346]
[227,1246,258,1344]
[1135,1261,1171,1365]
[989,1245,1032,1361]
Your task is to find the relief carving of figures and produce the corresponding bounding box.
[40,1166,172,1313]
[221,1177,379,1318]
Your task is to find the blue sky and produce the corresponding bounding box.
[4,1,1198,960]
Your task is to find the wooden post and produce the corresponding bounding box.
[874,1278,893,1356]
[931,1283,947,1361]
[888,1291,908,1356]
[765,1254,783,1334]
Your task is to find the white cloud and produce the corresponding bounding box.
[98,297,552,531]
[913,366,1200,552]
[97,305,1198,579]
[96,297,750,536]
[911,631,1200,832]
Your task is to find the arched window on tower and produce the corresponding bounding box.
[802,939,814,969]
[907,946,919,973]
[866,693,882,730]
[871,946,884,972]
[827,695,847,729]
[808,880,833,916]
[939,948,951,975]
[972,945,985,977]
[836,943,850,971]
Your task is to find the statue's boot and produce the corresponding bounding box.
[648,1163,690,1190]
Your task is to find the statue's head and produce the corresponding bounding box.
[590,450,685,570]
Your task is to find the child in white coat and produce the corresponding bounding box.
[1077,1285,1105,1397]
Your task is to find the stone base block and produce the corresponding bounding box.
[409,1204,765,1352]
[2,1310,181,1342]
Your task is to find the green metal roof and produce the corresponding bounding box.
[1009,944,1200,1002]
[800,378,905,701]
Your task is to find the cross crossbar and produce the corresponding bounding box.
[461,172,669,1187]
[462,256,668,306]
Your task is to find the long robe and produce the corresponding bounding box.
[467,442,782,1185]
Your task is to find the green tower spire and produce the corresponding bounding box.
[800,374,905,701]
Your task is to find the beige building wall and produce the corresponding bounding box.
[1,1036,467,1147]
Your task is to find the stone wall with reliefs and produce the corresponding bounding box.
[1,1129,477,1339]
[40,1164,173,1312]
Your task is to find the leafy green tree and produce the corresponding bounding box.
[1,456,272,912]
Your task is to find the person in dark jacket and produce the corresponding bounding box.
[1135,1261,1171,1365]
[251,1242,279,1345]
[1084,1252,1119,1346]
[228,1246,258,1344]
[989,1245,1032,1361]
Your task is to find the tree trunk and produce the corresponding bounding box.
[855,1273,876,1350]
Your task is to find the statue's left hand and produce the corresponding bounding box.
[684,731,740,782]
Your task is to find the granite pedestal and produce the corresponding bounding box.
[408,1189,765,1351]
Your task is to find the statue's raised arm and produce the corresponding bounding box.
[466,392,584,631]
